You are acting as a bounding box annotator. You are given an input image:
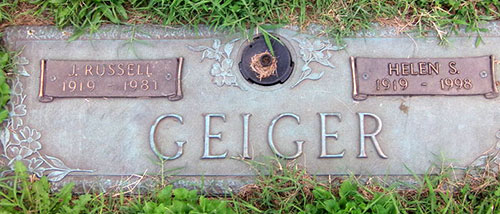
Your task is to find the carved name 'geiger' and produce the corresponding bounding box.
[150,112,388,161]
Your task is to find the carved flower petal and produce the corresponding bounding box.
[33,167,45,177]
[13,117,23,130]
[224,39,238,57]
[0,128,9,147]
[312,51,325,60]
[312,40,326,50]
[47,170,70,182]
[212,39,221,50]
[313,53,335,68]
[300,49,312,62]
[10,132,22,145]
[223,75,236,85]
[19,126,30,140]
[210,63,222,76]
[31,129,41,141]
[8,146,20,157]
[19,146,33,159]
[16,57,29,65]
[213,76,224,87]
[206,50,221,61]
[29,157,43,170]
[296,38,312,50]
[11,79,23,96]
[12,104,27,117]
[221,58,233,70]
[18,66,30,77]
[30,141,42,152]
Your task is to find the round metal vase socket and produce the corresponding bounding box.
[239,35,294,86]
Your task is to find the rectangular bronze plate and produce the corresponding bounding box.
[350,55,499,100]
[39,58,183,102]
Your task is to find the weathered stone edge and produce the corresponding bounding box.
[2,25,229,44]
[4,22,500,44]
[51,173,466,195]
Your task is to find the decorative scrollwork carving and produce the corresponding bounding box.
[188,39,246,90]
[291,38,345,88]
[0,57,93,181]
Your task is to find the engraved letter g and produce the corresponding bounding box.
[149,114,186,160]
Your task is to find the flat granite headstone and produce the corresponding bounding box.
[1,24,499,193]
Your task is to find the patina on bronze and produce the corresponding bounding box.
[39,58,184,102]
[350,55,499,101]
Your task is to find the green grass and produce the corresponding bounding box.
[2,0,499,44]
[0,160,499,213]
[0,49,12,121]
[0,0,16,24]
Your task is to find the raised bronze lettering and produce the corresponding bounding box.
[429,62,439,75]
[146,64,152,77]
[117,63,125,76]
[388,63,399,76]
[85,64,93,76]
[69,64,77,77]
[107,64,116,76]
[401,63,410,76]
[137,64,144,76]
[95,64,105,76]
[127,63,135,76]
[410,63,417,75]
[448,61,458,75]
[351,56,498,100]
[418,62,426,75]
[39,58,184,102]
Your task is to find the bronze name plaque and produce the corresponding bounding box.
[39,58,184,102]
[350,55,498,100]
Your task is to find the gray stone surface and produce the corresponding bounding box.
[1,24,499,192]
